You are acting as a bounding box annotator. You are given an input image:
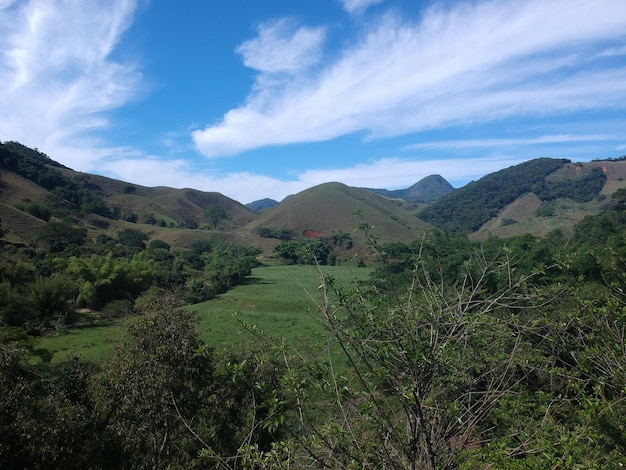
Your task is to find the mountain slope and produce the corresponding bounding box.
[0,141,256,247]
[418,158,571,233]
[418,158,626,236]
[248,182,431,243]
[246,198,279,211]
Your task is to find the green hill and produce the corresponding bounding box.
[417,157,626,237]
[0,141,256,249]
[248,182,431,244]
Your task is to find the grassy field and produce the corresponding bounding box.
[193,264,371,350]
[33,264,371,364]
[30,322,124,365]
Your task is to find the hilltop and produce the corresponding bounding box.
[248,182,431,244]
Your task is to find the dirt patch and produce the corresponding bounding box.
[302,229,325,238]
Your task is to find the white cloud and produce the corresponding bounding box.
[599,45,626,57]
[193,0,626,158]
[294,156,522,190]
[340,0,383,15]
[99,151,524,203]
[0,0,140,169]
[236,18,326,74]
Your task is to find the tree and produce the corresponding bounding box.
[205,205,228,230]
[117,227,149,251]
[90,289,288,469]
[0,335,96,469]
[90,290,215,469]
[293,246,536,469]
[66,252,156,309]
[32,222,87,252]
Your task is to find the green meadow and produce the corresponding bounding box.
[33,264,371,364]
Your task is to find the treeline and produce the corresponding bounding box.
[272,231,354,265]
[0,224,260,334]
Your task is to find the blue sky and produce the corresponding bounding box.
[1,0,626,203]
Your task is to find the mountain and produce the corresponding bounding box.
[418,157,626,238]
[0,141,256,248]
[246,198,278,211]
[367,174,454,202]
[248,182,431,244]
[3,141,626,250]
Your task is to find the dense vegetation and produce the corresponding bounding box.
[0,223,260,334]
[2,189,626,467]
[273,231,354,266]
[418,158,575,232]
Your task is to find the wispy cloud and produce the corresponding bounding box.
[340,0,383,15]
[0,0,139,169]
[599,45,626,57]
[193,0,626,158]
[408,134,619,150]
[236,18,326,75]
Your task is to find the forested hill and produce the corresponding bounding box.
[417,158,608,233]
[0,140,256,247]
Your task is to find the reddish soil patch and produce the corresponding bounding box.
[302,229,326,238]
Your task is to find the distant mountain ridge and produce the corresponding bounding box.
[419,157,625,237]
[3,141,626,249]
[366,174,454,202]
[246,198,278,211]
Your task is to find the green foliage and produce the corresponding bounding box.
[27,274,78,331]
[89,289,289,468]
[148,238,171,251]
[185,241,261,302]
[183,217,198,229]
[116,227,149,251]
[274,238,330,265]
[532,166,607,202]
[91,291,214,468]
[535,200,557,217]
[257,226,296,240]
[14,199,52,221]
[205,204,228,230]
[297,246,536,469]
[419,158,569,232]
[67,252,156,309]
[32,221,87,252]
[0,338,98,469]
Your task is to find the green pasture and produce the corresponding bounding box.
[193,264,371,350]
[33,265,371,364]
[30,322,124,365]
